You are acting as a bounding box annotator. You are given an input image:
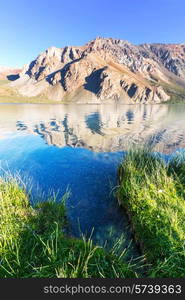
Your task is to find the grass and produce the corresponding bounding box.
[117,147,185,277]
[0,78,185,104]
[0,177,137,278]
[2,149,185,278]
[0,80,60,103]
[164,83,185,104]
[0,80,9,86]
[156,80,185,103]
[148,77,185,103]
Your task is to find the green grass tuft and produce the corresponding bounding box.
[0,177,137,278]
[117,148,185,277]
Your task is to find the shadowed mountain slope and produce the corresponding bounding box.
[9,37,185,103]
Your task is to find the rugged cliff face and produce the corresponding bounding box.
[11,37,185,103]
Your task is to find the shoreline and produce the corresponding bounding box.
[0,177,138,278]
[117,148,185,277]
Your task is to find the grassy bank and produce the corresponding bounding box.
[0,80,59,103]
[117,148,185,277]
[164,83,185,104]
[1,79,185,104]
[0,177,137,278]
[155,80,185,104]
[1,152,185,278]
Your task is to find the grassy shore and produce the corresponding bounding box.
[0,80,60,103]
[163,82,185,104]
[117,148,185,277]
[1,79,185,104]
[0,177,137,278]
[1,149,185,278]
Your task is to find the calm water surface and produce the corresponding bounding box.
[0,103,185,252]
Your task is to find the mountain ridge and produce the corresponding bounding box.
[0,66,22,80]
[7,37,185,103]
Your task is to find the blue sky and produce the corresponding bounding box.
[0,0,185,67]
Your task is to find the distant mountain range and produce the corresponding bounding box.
[3,37,185,103]
[0,66,21,80]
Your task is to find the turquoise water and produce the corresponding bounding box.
[0,103,185,252]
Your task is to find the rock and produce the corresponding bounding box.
[11,37,185,103]
[0,66,22,80]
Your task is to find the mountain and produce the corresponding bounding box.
[0,66,21,80]
[10,37,185,103]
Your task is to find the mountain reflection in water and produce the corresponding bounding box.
[0,103,185,256]
[0,103,185,153]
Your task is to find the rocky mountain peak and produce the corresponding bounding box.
[11,37,185,103]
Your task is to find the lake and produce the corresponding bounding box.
[0,103,185,253]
